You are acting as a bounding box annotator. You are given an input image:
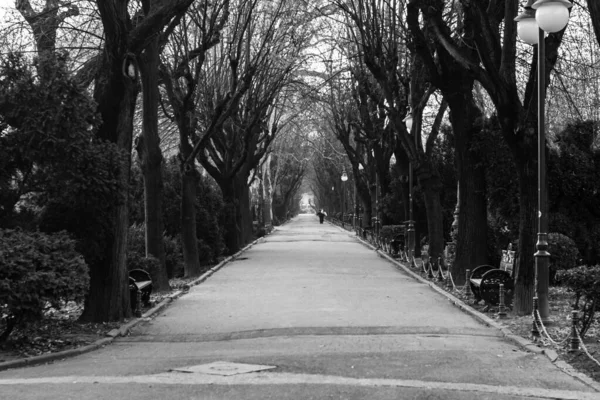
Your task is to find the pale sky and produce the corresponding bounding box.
[0,0,13,20]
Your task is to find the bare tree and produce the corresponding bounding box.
[337,0,447,261]
[188,0,311,253]
[408,0,571,314]
[406,0,488,282]
[160,0,230,277]
[80,0,194,322]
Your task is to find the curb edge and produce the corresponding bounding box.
[0,235,268,372]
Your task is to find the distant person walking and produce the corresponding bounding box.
[317,209,327,224]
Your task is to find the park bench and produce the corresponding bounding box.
[129,269,153,317]
[359,226,373,241]
[469,246,516,307]
[389,234,405,257]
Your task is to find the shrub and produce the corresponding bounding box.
[128,158,226,266]
[380,225,405,241]
[0,228,89,341]
[164,235,184,278]
[126,223,146,266]
[548,232,579,284]
[127,254,161,280]
[126,223,184,278]
[556,265,600,337]
[197,239,216,265]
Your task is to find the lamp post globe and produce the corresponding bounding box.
[532,0,572,33]
[515,0,539,44]
[517,18,539,45]
[341,170,348,227]
[403,110,413,132]
[403,106,416,266]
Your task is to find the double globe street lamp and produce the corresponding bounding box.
[515,0,572,322]
[403,109,416,266]
[341,169,348,228]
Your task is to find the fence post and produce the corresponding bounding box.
[569,309,580,353]
[465,269,472,298]
[437,257,444,282]
[497,284,507,319]
[135,289,142,318]
[427,257,435,279]
[444,262,452,289]
[531,297,540,341]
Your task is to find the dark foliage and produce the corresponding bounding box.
[548,232,579,285]
[429,127,458,243]
[126,223,183,278]
[128,157,226,269]
[0,229,89,341]
[556,265,600,337]
[0,52,125,267]
[548,120,600,265]
[477,117,519,247]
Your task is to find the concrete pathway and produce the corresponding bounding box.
[0,214,598,399]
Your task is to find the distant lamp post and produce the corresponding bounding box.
[357,163,364,229]
[370,149,381,244]
[331,185,334,215]
[341,169,348,227]
[516,0,571,322]
[403,111,413,132]
[403,107,416,266]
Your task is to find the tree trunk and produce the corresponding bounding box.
[357,185,372,228]
[262,159,273,228]
[220,179,242,254]
[81,0,194,322]
[589,1,600,52]
[137,34,169,292]
[180,163,202,277]
[369,181,377,227]
[170,96,202,277]
[447,95,488,284]
[240,181,253,244]
[80,56,136,322]
[257,171,265,226]
[417,166,445,261]
[513,154,538,315]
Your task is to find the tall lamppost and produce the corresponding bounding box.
[370,149,381,245]
[403,108,416,266]
[516,0,572,322]
[341,169,348,228]
[358,163,364,230]
[331,185,335,215]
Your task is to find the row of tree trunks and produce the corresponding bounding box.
[262,157,274,228]
[137,22,169,290]
[80,0,194,321]
[404,0,568,314]
[240,180,253,244]
[446,93,488,284]
[218,173,253,254]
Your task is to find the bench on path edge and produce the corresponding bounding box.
[469,246,515,307]
[129,269,153,317]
